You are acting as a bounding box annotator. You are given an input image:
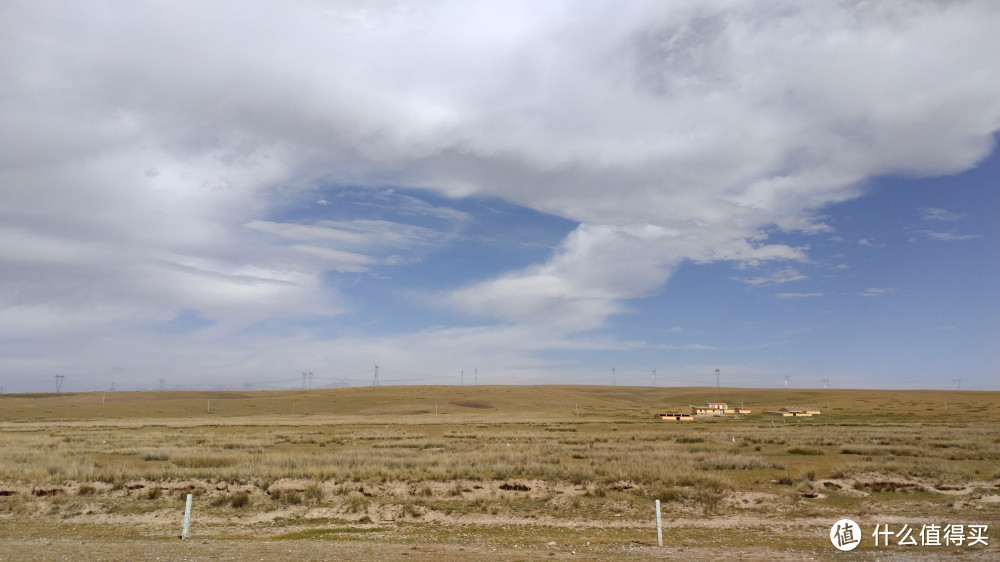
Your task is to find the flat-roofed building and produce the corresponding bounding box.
[655,413,694,421]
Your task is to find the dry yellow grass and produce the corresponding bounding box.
[1,386,997,559]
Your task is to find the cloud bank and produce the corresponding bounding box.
[2,1,999,388]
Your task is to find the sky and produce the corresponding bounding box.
[1,1,998,393]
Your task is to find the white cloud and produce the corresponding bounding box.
[247,219,446,249]
[2,1,999,387]
[861,287,895,298]
[912,230,981,242]
[776,292,824,299]
[920,207,965,222]
[739,267,807,287]
[858,238,885,248]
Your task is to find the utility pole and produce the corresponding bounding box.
[301,371,307,390]
[460,369,464,386]
[55,374,65,395]
[474,368,478,385]
[373,365,380,387]
[308,371,314,389]
[652,369,657,387]
[612,367,616,386]
[715,369,720,391]
[109,381,114,392]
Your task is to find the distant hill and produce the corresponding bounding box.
[1,385,994,423]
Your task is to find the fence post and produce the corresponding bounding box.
[655,499,662,547]
[182,493,193,539]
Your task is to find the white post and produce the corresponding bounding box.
[655,499,663,547]
[182,493,193,539]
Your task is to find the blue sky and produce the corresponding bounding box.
[1,1,998,392]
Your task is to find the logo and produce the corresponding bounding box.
[831,518,862,551]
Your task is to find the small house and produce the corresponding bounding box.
[769,407,820,417]
[690,402,750,415]
[691,402,729,415]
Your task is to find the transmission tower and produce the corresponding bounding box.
[308,371,314,389]
[159,379,165,391]
[109,381,115,392]
[372,364,380,387]
[460,369,464,386]
[715,368,720,391]
[612,367,616,386]
[784,375,790,389]
[952,378,961,391]
[822,378,830,390]
[55,374,65,395]
[474,368,478,385]
[301,371,307,390]
[652,368,657,387]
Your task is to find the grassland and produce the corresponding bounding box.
[1,386,997,560]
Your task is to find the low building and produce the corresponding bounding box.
[691,402,729,415]
[769,407,820,417]
[690,402,752,415]
[655,413,694,421]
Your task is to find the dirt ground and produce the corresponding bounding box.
[1,536,994,561]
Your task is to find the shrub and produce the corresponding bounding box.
[696,489,723,514]
[230,492,250,508]
[788,447,823,456]
[77,485,96,497]
[403,500,423,518]
[345,492,368,513]
[649,485,683,503]
[305,484,324,502]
